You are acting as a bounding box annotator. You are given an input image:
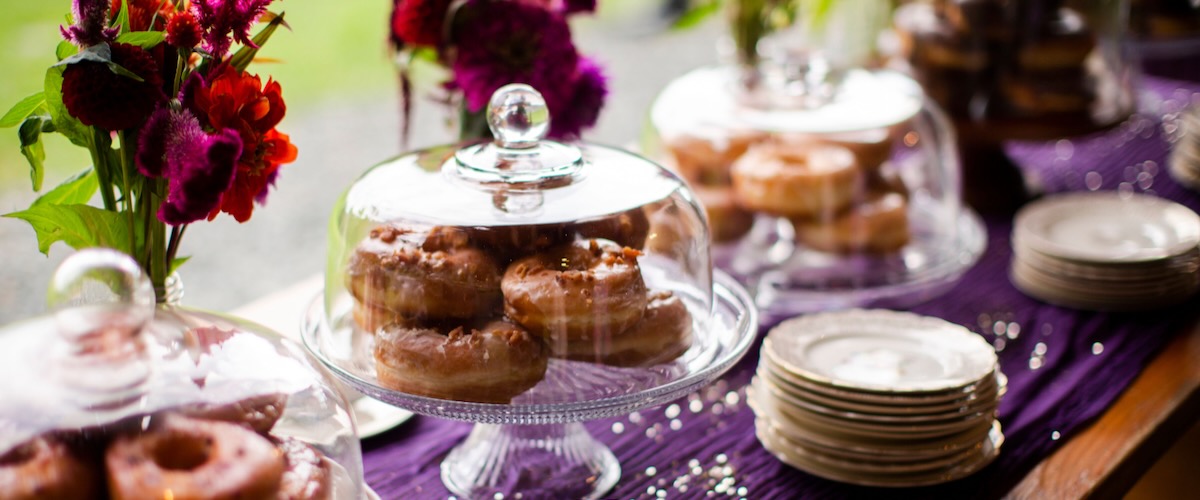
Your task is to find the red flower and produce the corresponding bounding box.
[61,42,166,131]
[166,11,204,49]
[110,0,173,32]
[188,65,296,222]
[391,0,453,47]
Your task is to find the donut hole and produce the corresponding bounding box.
[152,434,211,470]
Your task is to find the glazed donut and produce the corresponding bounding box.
[352,300,397,334]
[502,239,649,341]
[1016,10,1095,71]
[731,142,861,218]
[276,438,330,500]
[776,129,895,173]
[894,4,989,71]
[1001,73,1093,114]
[106,416,284,500]
[562,290,693,367]
[181,393,288,435]
[347,225,503,320]
[468,207,652,260]
[792,191,910,254]
[0,437,99,499]
[664,131,763,186]
[373,319,548,404]
[574,207,652,250]
[695,186,755,243]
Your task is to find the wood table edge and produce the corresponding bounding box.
[1005,320,1200,499]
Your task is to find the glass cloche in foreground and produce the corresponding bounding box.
[644,65,985,316]
[306,84,756,499]
[0,249,365,499]
[318,84,732,407]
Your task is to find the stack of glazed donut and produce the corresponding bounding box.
[894,0,1101,136]
[347,208,695,404]
[1130,0,1200,39]
[0,395,333,500]
[663,129,911,254]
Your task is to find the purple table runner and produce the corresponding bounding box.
[361,77,1200,499]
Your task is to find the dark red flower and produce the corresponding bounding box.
[451,0,579,114]
[61,43,166,131]
[61,0,117,46]
[391,0,453,47]
[188,65,296,222]
[110,0,173,32]
[166,11,204,49]
[551,56,607,139]
[137,106,242,225]
[192,0,276,59]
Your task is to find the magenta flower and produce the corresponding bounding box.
[551,56,607,138]
[192,0,275,59]
[60,0,117,46]
[452,0,579,116]
[137,106,242,225]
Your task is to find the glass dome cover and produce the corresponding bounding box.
[316,84,742,412]
[644,65,986,315]
[0,249,365,499]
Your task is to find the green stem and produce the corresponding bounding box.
[90,129,116,211]
[149,179,167,301]
[117,131,137,262]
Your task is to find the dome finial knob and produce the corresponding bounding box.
[487,84,550,149]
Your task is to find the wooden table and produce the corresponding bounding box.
[234,276,1200,499]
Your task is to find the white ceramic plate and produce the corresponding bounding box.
[765,310,997,393]
[761,363,1008,415]
[1014,192,1200,263]
[761,352,1004,407]
[353,395,414,439]
[756,419,1003,487]
[757,370,1001,423]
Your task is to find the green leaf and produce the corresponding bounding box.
[4,204,133,255]
[32,169,98,207]
[0,93,46,128]
[169,256,191,275]
[672,1,721,30]
[229,11,287,73]
[113,0,131,34]
[18,116,49,191]
[56,40,78,62]
[44,66,93,148]
[53,44,146,83]
[116,31,166,49]
[105,61,145,82]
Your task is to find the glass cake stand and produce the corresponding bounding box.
[302,271,756,499]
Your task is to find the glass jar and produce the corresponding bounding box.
[0,249,367,499]
[643,63,985,315]
[892,0,1137,210]
[305,84,757,499]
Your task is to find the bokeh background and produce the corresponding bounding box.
[0,1,720,322]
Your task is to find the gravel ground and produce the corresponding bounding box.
[0,18,722,324]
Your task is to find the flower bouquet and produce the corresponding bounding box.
[389,0,607,141]
[2,0,296,300]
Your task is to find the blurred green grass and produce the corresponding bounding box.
[0,1,397,193]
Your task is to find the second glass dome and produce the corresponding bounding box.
[316,85,722,408]
[644,67,986,315]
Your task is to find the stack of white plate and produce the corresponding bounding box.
[1010,192,1200,311]
[749,309,1005,488]
[1170,105,1200,191]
